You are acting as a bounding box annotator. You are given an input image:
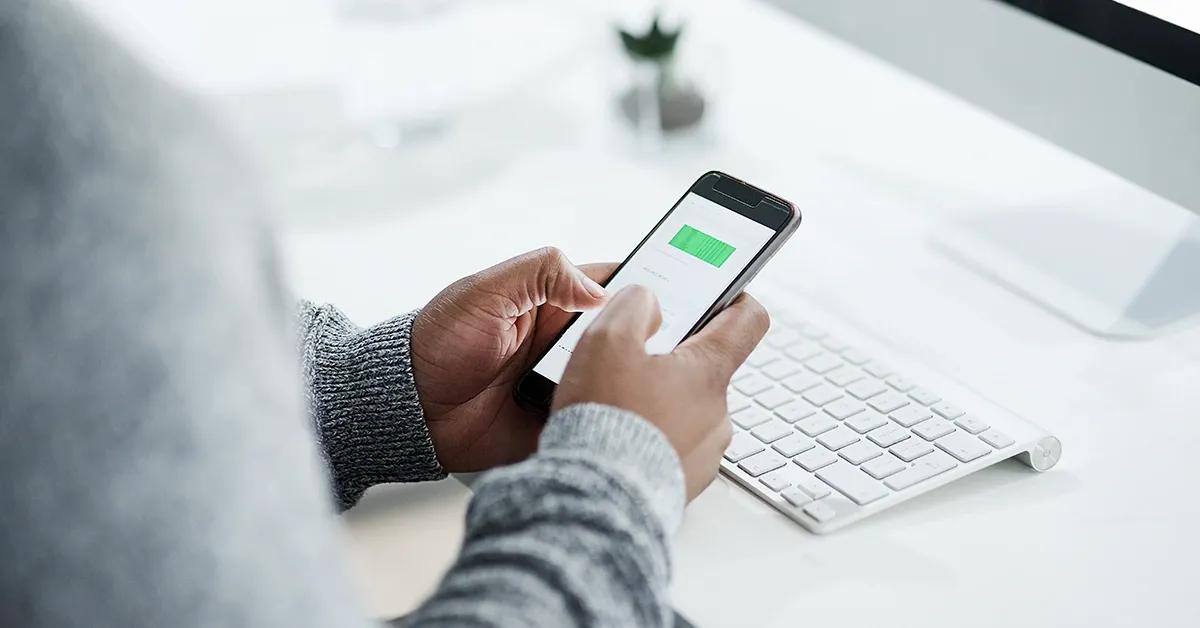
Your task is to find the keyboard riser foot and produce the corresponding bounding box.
[1016,436,1062,472]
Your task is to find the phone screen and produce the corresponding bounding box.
[532,191,778,384]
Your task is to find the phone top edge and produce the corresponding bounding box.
[693,171,795,230]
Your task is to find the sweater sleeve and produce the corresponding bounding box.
[401,403,687,628]
[298,302,446,510]
[3,2,688,626]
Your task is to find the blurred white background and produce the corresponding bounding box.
[75,0,727,229]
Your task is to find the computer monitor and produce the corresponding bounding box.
[769,0,1200,338]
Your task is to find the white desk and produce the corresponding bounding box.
[84,0,1200,625]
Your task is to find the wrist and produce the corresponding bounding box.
[301,304,445,507]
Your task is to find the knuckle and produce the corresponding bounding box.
[534,247,572,300]
[537,246,567,267]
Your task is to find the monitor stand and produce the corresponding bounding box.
[936,186,1200,339]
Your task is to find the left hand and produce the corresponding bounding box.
[411,247,615,472]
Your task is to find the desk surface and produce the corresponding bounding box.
[85,0,1200,625]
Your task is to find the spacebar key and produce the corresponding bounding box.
[884,452,958,490]
[815,461,889,505]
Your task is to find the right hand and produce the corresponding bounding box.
[552,285,770,501]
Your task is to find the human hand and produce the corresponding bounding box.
[411,248,615,472]
[552,285,770,500]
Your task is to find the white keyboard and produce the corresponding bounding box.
[721,294,1062,533]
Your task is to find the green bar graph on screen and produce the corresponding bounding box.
[668,224,736,267]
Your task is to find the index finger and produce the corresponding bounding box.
[577,284,663,352]
[674,293,770,381]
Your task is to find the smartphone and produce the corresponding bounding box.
[514,171,801,409]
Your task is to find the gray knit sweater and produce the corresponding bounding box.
[0,2,685,627]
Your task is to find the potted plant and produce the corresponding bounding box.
[617,15,706,134]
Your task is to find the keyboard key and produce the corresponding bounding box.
[727,391,751,414]
[838,440,883,465]
[868,393,910,414]
[732,365,752,381]
[781,487,813,506]
[774,400,816,423]
[734,375,772,396]
[890,405,934,427]
[803,501,837,522]
[885,375,915,392]
[738,451,787,477]
[731,407,771,429]
[774,313,803,328]
[862,362,894,378]
[761,360,802,380]
[782,372,824,393]
[795,447,839,471]
[955,415,990,435]
[884,452,957,490]
[823,398,865,420]
[759,470,790,492]
[867,424,910,448]
[765,327,802,348]
[931,401,965,420]
[754,386,794,410]
[908,387,941,406]
[802,385,843,406]
[820,337,850,352]
[935,430,992,462]
[760,467,803,492]
[979,429,1015,449]
[844,411,888,434]
[817,426,860,451]
[724,433,764,462]
[772,433,816,458]
[841,348,870,365]
[861,454,907,479]
[845,379,888,400]
[817,461,890,505]
[795,475,832,500]
[784,342,823,362]
[804,353,843,374]
[797,414,839,437]
[746,346,781,367]
[751,420,793,443]
[891,438,934,462]
[800,325,828,340]
[913,419,955,441]
[825,367,864,387]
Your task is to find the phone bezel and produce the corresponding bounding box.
[514,171,800,410]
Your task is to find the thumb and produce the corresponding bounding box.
[477,247,607,315]
[674,293,770,381]
[577,285,663,353]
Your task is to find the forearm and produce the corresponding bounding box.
[401,404,686,628]
[299,302,445,509]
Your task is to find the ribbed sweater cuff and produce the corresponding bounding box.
[302,306,445,509]
[539,403,686,534]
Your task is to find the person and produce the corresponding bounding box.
[0,2,769,627]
